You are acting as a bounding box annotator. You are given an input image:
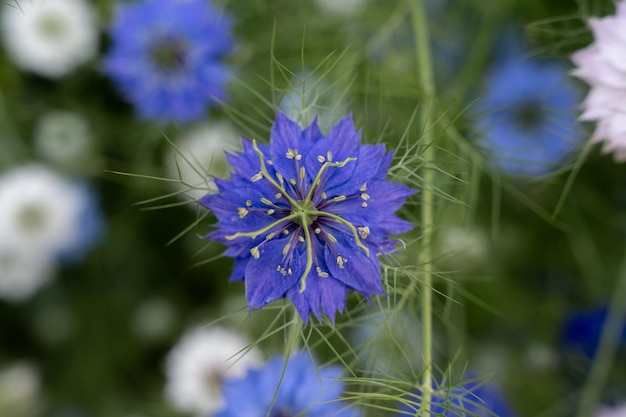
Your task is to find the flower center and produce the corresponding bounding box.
[17,205,46,234]
[514,100,544,130]
[290,199,318,227]
[37,14,66,39]
[151,36,188,72]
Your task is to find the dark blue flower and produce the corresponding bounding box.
[104,0,234,123]
[475,52,583,177]
[561,306,626,358]
[200,112,415,322]
[216,353,361,417]
[398,379,516,417]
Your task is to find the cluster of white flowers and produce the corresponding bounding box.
[1,0,98,78]
[165,122,241,204]
[164,326,261,416]
[571,1,626,162]
[0,165,99,301]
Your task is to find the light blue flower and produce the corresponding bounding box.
[104,0,234,123]
[216,353,361,417]
[475,53,583,177]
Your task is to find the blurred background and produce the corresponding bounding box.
[1,0,626,416]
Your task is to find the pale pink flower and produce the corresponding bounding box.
[572,1,626,162]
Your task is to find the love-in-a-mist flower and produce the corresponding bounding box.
[397,379,516,417]
[215,353,362,417]
[571,1,626,162]
[476,53,583,176]
[560,306,626,358]
[200,112,415,323]
[164,326,262,416]
[1,0,98,78]
[0,165,103,263]
[104,0,234,123]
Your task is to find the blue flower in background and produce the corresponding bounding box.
[398,379,516,417]
[561,306,626,358]
[200,112,415,323]
[104,0,234,123]
[475,54,583,177]
[216,353,361,417]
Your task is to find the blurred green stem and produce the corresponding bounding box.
[410,0,436,415]
[576,255,626,417]
[284,308,301,356]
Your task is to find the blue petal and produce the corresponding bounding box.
[324,234,385,297]
[269,112,309,183]
[245,239,302,309]
[304,115,361,190]
[287,272,348,323]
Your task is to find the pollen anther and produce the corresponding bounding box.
[336,256,347,269]
[317,155,325,163]
[246,200,252,207]
[250,246,260,259]
[298,236,305,243]
[332,195,347,202]
[267,209,275,215]
[314,228,321,234]
[316,266,329,278]
[237,207,248,218]
[358,226,370,239]
[361,193,370,201]
[251,172,263,182]
[361,202,368,208]
[360,183,368,192]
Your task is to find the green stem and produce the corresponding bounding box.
[576,255,626,417]
[410,0,436,415]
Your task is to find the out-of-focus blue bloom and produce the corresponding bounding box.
[200,112,415,323]
[398,378,516,417]
[56,185,104,264]
[215,353,361,417]
[475,53,583,177]
[104,0,234,123]
[561,306,626,358]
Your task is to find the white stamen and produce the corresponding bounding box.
[361,202,368,208]
[298,235,305,243]
[336,255,347,269]
[332,195,347,202]
[267,209,275,215]
[358,226,370,239]
[246,200,252,207]
[251,172,263,182]
[361,193,370,201]
[317,155,325,163]
[360,183,368,192]
[314,228,321,234]
[250,246,260,260]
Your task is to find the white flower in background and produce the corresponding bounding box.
[571,1,626,162]
[0,244,54,302]
[34,111,93,166]
[1,0,98,78]
[314,0,368,16]
[278,70,348,133]
[165,122,241,203]
[0,165,100,261]
[438,225,488,269]
[596,403,626,417]
[0,361,42,416]
[164,326,262,416]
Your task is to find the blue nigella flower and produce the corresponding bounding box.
[215,353,362,417]
[398,379,516,417]
[200,112,415,323]
[104,0,234,123]
[475,53,583,177]
[561,306,626,359]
